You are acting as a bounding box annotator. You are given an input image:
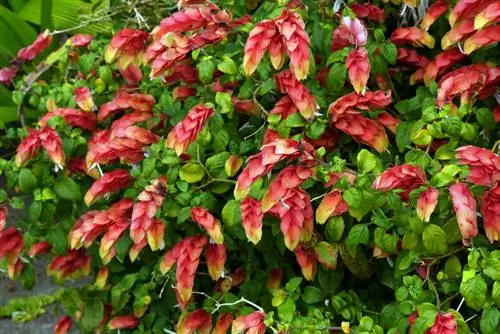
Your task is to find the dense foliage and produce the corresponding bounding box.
[0,0,500,333]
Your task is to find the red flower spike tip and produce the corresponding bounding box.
[275,10,310,80]
[377,112,400,134]
[130,177,167,248]
[73,87,96,112]
[350,3,385,22]
[105,28,148,70]
[177,309,212,334]
[69,34,93,48]
[261,165,312,212]
[315,190,349,224]
[98,92,155,122]
[206,243,226,280]
[28,241,51,257]
[240,196,264,244]
[420,0,450,31]
[166,104,214,156]
[0,227,24,265]
[449,181,478,246]
[294,246,317,281]
[0,66,18,86]
[267,268,284,291]
[39,108,97,131]
[428,313,458,334]
[449,0,490,27]
[391,27,435,48]
[397,48,430,68]
[212,313,233,334]
[17,30,52,61]
[463,25,500,54]
[243,20,281,76]
[334,113,389,153]
[417,187,440,222]
[482,182,500,243]
[456,145,500,186]
[328,90,392,122]
[94,266,109,289]
[84,169,132,206]
[372,164,426,192]
[54,316,72,334]
[48,249,91,280]
[275,70,318,119]
[441,18,475,50]
[107,315,140,330]
[176,235,208,304]
[231,311,267,334]
[190,207,224,244]
[474,3,500,29]
[346,47,370,95]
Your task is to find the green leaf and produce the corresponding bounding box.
[283,113,306,128]
[53,176,80,201]
[317,266,344,295]
[221,200,241,227]
[277,298,296,323]
[0,5,37,59]
[326,63,347,92]
[302,286,325,304]
[81,300,104,331]
[381,43,397,64]
[197,57,216,84]
[215,92,234,115]
[422,224,447,255]
[396,121,413,152]
[326,48,349,65]
[480,308,500,334]
[314,242,338,270]
[493,282,500,307]
[179,163,206,183]
[18,168,37,193]
[430,164,462,187]
[484,257,500,281]
[284,277,302,292]
[460,275,487,311]
[325,217,345,243]
[40,0,53,30]
[441,116,462,137]
[357,149,382,174]
[476,107,495,131]
[346,224,369,255]
[217,56,237,74]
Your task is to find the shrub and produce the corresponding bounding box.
[0,0,499,333]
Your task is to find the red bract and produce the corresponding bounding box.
[316,190,349,224]
[449,181,478,246]
[328,90,392,121]
[397,48,430,68]
[449,0,490,27]
[350,3,385,22]
[261,165,312,212]
[147,33,192,78]
[69,34,93,47]
[173,86,196,101]
[17,30,52,61]
[232,311,267,334]
[0,206,7,231]
[234,138,314,200]
[334,113,389,153]
[346,47,370,95]
[294,246,317,281]
[420,0,450,31]
[474,3,500,29]
[373,164,426,192]
[436,64,489,106]
[441,18,475,50]
[269,187,314,250]
[464,25,500,54]
[130,177,167,249]
[243,20,282,75]
[107,315,139,330]
[177,309,212,334]
[456,146,500,186]
[212,313,233,334]
[377,112,400,134]
[191,207,224,244]
[274,10,310,80]
[275,70,317,119]
[15,129,41,166]
[240,196,264,244]
[0,66,18,86]
[105,28,149,70]
[482,182,500,243]
[0,227,24,265]
[428,313,458,334]
[84,169,132,206]
[165,63,199,84]
[39,108,97,131]
[73,87,96,112]
[98,92,155,122]
[420,48,467,86]
[48,249,91,280]
[54,316,72,334]
[118,64,143,86]
[16,127,65,167]
[417,187,440,222]
[391,27,435,48]
[206,243,226,280]
[267,268,283,291]
[27,241,51,257]
[86,130,145,167]
[166,104,214,155]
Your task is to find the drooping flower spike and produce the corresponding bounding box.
[346,47,370,95]
[391,27,435,48]
[84,169,132,206]
[105,28,149,70]
[39,108,97,131]
[420,0,450,31]
[315,190,349,224]
[449,181,478,246]
[275,70,318,119]
[463,25,500,54]
[417,187,440,222]
[474,3,500,29]
[334,113,389,153]
[294,246,317,281]
[176,309,212,334]
[482,182,500,243]
[73,87,96,112]
[448,0,490,27]
[17,30,52,61]
[190,207,224,244]
[240,196,264,244]
[232,311,267,334]
[456,146,500,186]
[350,3,385,22]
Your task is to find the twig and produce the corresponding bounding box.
[456,297,465,312]
[211,297,264,314]
[244,121,266,140]
[465,314,477,323]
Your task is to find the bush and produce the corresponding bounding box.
[0,0,499,333]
